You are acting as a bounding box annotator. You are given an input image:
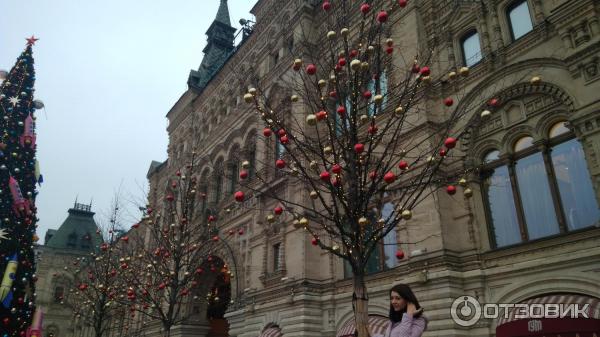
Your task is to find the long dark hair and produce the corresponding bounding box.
[389,284,423,322]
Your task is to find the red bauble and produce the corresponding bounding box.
[263,128,273,137]
[276,159,286,169]
[360,3,371,14]
[332,177,341,186]
[320,171,331,182]
[337,105,346,115]
[166,194,174,202]
[384,172,396,183]
[278,129,287,137]
[238,228,245,235]
[368,125,378,134]
[369,171,378,180]
[350,49,358,58]
[196,268,204,274]
[439,148,447,157]
[208,215,216,222]
[386,47,394,54]
[329,91,337,98]
[446,185,457,195]
[158,283,166,290]
[280,135,289,144]
[338,58,346,67]
[363,90,372,99]
[311,237,319,246]
[395,250,405,259]
[489,98,499,107]
[354,143,365,153]
[398,160,408,170]
[292,63,301,71]
[121,236,129,243]
[176,170,181,176]
[420,66,430,76]
[322,1,331,11]
[239,170,248,179]
[335,64,343,72]
[274,206,283,215]
[228,229,234,235]
[234,191,245,202]
[377,11,388,23]
[332,164,342,174]
[444,97,454,107]
[306,64,317,75]
[132,222,140,229]
[316,110,327,120]
[101,243,108,251]
[398,0,408,7]
[444,137,457,149]
[3,318,10,326]
[212,235,219,242]
[411,64,420,73]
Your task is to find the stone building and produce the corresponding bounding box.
[35,202,102,337]
[146,0,600,336]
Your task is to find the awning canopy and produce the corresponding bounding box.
[259,326,283,337]
[496,294,600,337]
[497,294,600,326]
[336,314,389,337]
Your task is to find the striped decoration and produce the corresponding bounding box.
[336,314,389,337]
[497,294,600,327]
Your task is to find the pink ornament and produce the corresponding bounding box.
[420,66,430,76]
[363,90,372,99]
[322,1,331,11]
[398,0,408,7]
[377,11,388,23]
[444,97,454,107]
[446,185,456,195]
[320,171,331,182]
[234,191,245,202]
[239,170,248,179]
[360,3,371,14]
[384,172,396,184]
[444,137,457,149]
[306,64,317,75]
[395,250,405,259]
[274,206,283,215]
[354,143,365,153]
[332,164,342,174]
[263,128,272,137]
[276,159,286,169]
[398,161,408,170]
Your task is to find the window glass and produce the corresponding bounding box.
[549,122,569,138]
[462,31,482,67]
[367,72,388,116]
[484,150,500,163]
[514,136,534,152]
[485,165,522,246]
[515,153,560,239]
[381,202,397,269]
[551,139,600,230]
[508,1,533,40]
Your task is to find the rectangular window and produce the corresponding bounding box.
[273,243,281,271]
[461,31,482,67]
[484,165,522,247]
[508,1,533,40]
[54,286,64,303]
[275,139,285,159]
[215,175,222,203]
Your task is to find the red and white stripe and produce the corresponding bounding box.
[497,294,600,326]
[337,314,389,337]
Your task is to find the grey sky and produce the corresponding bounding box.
[1,1,255,241]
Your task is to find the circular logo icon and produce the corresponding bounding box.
[451,295,482,327]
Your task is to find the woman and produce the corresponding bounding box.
[380,284,427,337]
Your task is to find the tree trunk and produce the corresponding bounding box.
[353,273,370,337]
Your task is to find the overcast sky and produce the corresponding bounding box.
[1,1,255,242]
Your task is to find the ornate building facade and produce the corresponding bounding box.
[147,0,600,336]
[35,202,103,337]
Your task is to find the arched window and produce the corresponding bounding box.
[275,137,285,159]
[507,0,533,40]
[481,122,600,248]
[461,30,482,67]
[228,162,239,194]
[53,286,64,303]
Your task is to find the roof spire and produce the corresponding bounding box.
[215,0,231,26]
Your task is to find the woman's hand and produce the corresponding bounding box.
[407,303,423,316]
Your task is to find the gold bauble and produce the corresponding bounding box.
[341,28,349,37]
[401,210,413,220]
[309,160,318,170]
[361,62,370,71]
[299,217,309,227]
[293,59,302,67]
[332,244,340,251]
[459,67,470,76]
[360,114,369,124]
[350,59,361,71]
[358,217,368,227]
[448,71,457,80]
[318,79,327,88]
[395,106,404,117]
[241,160,250,169]
[367,45,375,54]
[324,146,332,155]
[248,87,257,95]
[373,94,383,104]
[421,76,431,84]
[293,219,302,229]
[327,31,336,39]
[463,188,473,198]
[309,191,318,199]
[481,110,491,118]
[458,178,467,186]
[306,114,317,126]
[291,95,299,102]
[530,76,541,85]
[291,167,299,176]
[243,93,253,104]
[267,214,275,223]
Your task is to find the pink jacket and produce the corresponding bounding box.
[382,313,427,337]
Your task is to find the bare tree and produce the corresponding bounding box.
[235,1,543,336]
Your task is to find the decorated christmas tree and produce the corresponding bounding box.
[0,36,43,337]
